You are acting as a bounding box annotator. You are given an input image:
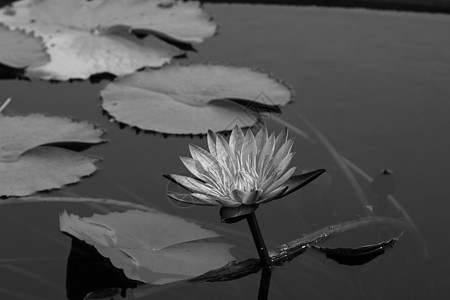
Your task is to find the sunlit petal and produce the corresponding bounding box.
[190,193,222,205]
[189,144,221,176]
[216,134,236,169]
[273,127,288,154]
[180,156,204,179]
[265,167,296,194]
[166,125,323,211]
[259,171,278,192]
[207,130,217,158]
[271,137,294,168]
[168,174,215,194]
[273,152,294,176]
[217,197,242,207]
[255,126,268,150]
[259,134,275,169]
[258,186,289,203]
[167,192,216,206]
[241,129,257,166]
[229,125,245,155]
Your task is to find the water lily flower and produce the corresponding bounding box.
[165,125,325,223]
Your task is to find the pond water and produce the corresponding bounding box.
[1,2,450,300]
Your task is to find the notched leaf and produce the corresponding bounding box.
[0,113,105,197]
[0,146,99,197]
[0,0,217,79]
[0,113,105,161]
[0,23,49,69]
[101,64,292,134]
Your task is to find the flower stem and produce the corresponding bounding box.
[246,212,271,269]
[258,268,272,300]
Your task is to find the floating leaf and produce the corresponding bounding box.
[101,64,292,134]
[0,114,105,162]
[311,238,398,266]
[60,209,235,284]
[0,113,104,197]
[0,146,98,197]
[0,0,216,79]
[0,23,49,69]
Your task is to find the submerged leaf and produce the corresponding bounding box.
[371,169,396,196]
[0,23,49,69]
[312,238,398,266]
[0,0,216,79]
[60,209,235,284]
[0,146,98,197]
[0,114,105,162]
[101,64,292,134]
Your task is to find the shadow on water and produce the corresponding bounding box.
[66,237,140,300]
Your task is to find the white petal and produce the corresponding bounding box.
[255,126,268,150]
[273,152,294,176]
[169,174,215,194]
[229,125,245,155]
[207,130,217,158]
[167,192,217,206]
[190,193,222,205]
[180,156,204,179]
[273,127,288,154]
[265,167,296,194]
[241,129,257,166]
[189,144,221,177]
[259,134,275,167]
[258,186,289,203]
[270,138,294,171]
[242,189,262,205]
[217,196,242,207]
[231,189,248,203]
[216,134,236,169]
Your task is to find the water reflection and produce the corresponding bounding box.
[66,238,139,300]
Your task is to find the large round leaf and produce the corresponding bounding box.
[0,114,105,162]
[101,64,292,134]
[0,0,216,79]
[60,209,235,284]
[0,146,98,197]
[0,24,49,69]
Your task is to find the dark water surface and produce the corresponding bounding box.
[1,4,450,300]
